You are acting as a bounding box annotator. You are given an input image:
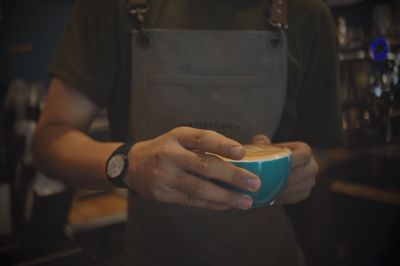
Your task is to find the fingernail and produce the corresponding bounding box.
[238,196,253,209]
[246,178,260,191]
[230,146,244,159]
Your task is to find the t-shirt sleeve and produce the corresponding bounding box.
[296,1,344,148]
[49,0,117,108]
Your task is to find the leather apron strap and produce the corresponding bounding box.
[270,0,289,32]
[128,0,289,33]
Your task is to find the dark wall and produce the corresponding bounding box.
[0,0,74,86]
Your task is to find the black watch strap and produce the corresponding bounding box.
[116,142,134,156]
[106,142,133,189]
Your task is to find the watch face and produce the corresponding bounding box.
[107,154,126,178]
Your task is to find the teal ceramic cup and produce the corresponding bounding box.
[218,144,292,208]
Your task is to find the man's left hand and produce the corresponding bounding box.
[251,135,318,204]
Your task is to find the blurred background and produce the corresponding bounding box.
[0,0,399,265]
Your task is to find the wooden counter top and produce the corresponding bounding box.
[68,190,128,234]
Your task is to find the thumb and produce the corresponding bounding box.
[251,134,271,145]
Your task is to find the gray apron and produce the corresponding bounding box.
[125,1,303,265]
[129,29,287,143]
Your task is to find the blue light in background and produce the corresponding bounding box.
[370,37,390,62]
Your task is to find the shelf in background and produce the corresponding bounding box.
[327,144,400,206]
[331,180,400,206]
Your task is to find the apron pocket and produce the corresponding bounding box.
[147,73,285,143]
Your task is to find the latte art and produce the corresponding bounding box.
[241,144,291,161]
[211,144,291,162]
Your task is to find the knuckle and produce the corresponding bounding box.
[197,155,211,175]
[299,141,311,154]
[195,129,221,150]
[304,152,313,165]
[152,151,165,168]
[150,166,162,180]
[194,130,207,149]
[170,126,185,135]
[298,142,312,162]
[230,168,243,186]
[214,133,231,151]
[153,145,176,166]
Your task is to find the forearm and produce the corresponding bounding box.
[33,124,121,190]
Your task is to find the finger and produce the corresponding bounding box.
[147,184,231,211]
[251,134,271,145]
[177,151,260,192]
[286,167,311,187]
[284,174,316,196]
[278,142,312,169]
[177,192,230,210]
[288,158,319,186]
[281,189,313,204]
[285,160,317,191]
[172,172,253,210]
[285,170,306,188]
[173,127,245,160]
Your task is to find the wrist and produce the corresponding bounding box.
[105,142,135,190]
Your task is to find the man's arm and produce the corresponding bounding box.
[32,77,121,189]
[33,78,262,210]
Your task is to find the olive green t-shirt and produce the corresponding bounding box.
[49,0,343,265]
[50,0,343,148]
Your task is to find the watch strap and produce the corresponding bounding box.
[106,142,133,189]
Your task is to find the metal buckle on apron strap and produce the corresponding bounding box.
[127,0,151,49]
[127,0,288,50]
[268,0,288,49]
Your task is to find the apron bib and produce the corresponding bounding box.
[129,29,287,143]
[125,1,302,265]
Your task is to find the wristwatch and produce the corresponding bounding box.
[105,143,133,189]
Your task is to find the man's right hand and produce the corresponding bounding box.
[125,127,261,210]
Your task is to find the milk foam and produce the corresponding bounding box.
[242,144,291,161]
[212,144,291,162]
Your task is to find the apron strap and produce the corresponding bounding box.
[127,0,149,21]
[269,0,289,33]
[127,0,288,33]
[127,0,150,48]
[127,0,288,48]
